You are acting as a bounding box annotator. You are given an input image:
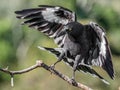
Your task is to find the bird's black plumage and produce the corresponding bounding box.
[15,5,114,84]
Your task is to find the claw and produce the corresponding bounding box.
[50,64,55,70]
[71,76,75,81]
[70,78,77,86]
[49,59,62,70]
[49,64,55,74]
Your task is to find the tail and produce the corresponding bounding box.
[38,46,110,85]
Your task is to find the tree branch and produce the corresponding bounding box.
[0,60,92,90]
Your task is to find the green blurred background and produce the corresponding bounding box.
[0,0,120,90]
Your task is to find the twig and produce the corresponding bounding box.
[0,60,92,90]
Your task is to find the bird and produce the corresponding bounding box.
[15,5,114,84]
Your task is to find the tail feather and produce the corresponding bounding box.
[38,46,109,84]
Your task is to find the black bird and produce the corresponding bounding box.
[15,5,114,84]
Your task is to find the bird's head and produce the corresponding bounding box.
[66,22,84,38]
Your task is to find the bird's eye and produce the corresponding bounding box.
[69,28,72,31]
[66,29,71,33]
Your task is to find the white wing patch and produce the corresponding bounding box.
[100,33,106,58]
[42,7,69,25]
[90,22,107,67]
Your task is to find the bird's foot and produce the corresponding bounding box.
[50,64,55,70]
[70,78,77,86]
[71,76,75,82]
[49,64,55,75]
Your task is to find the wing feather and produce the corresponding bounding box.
[15,5,76,47]
[88,22,114,79]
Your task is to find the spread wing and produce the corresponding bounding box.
[15,5,76,47]
[87,22,114,79]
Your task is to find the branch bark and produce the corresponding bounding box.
[0,60,92,90]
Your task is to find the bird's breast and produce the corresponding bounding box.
[63,35,81,56]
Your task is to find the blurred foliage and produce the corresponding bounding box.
[0,0,120,90]
[91,5,120,31]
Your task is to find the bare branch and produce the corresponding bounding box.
[0,60,92,90]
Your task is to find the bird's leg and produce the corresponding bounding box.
[71,55,81,82]
[50,50,65,69]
